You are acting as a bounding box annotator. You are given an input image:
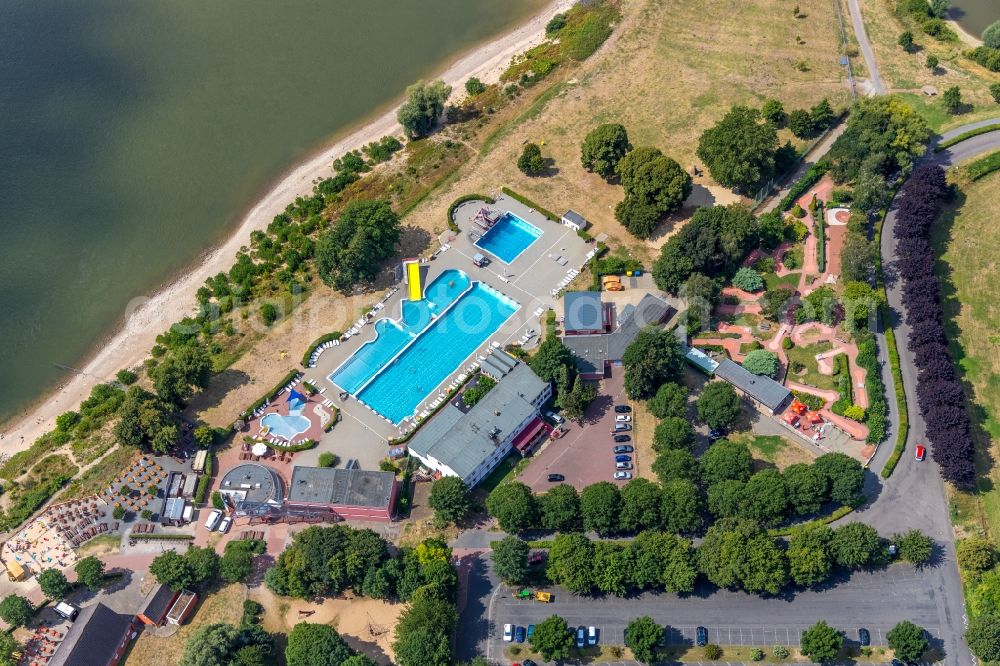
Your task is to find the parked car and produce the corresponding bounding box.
[615,461,633,470]
[858,628,870,646]
[515,625,525,643]
[613,434,631,443]
[615,454,632,463]
[588,626,598,646]
[528,552,545,565]
[708,428,726,440]
[613,444,633,453]
[547,473,565,482]
[615,414,632,422]
[613,423,632,432]
[696,626,708,647]
[576,626,586,648]
[614,471,632,480]
[503,624,513,642]
[203,509,222,531]
[522,661,537,666]
[527,625,535,640]
[545,410,565,424]
[218,516,232,533]
[614,405,631,413]
[915,444,926,461]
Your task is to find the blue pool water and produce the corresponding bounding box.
[474,211,542,264]
[261,412,311,440]
[355,282,518,422]
[330,270,471,393]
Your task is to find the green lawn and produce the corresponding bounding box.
[784,341,836,390]
[895,93,1000,133]
[764,270,801,292]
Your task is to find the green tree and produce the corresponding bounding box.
[0,632,20,666]
[648,382,689,419]
[810,98,835,131]
[827,96,931,181]
[397,79,452,139]
[180,623,240,666]
[757,211,786,250]
[788,109,815,138]
[622,327,684,399]
[990,82,1000,104]
[707,479,745,518]
[740,469,788,524]
[491,536,530,584]
[559,375,597,420]
[697,518,788,594]
[786,524,834,586]
[547,533,595,594]
[652,449,699,483]
[732,267,764,292]
[285,623,356,666]
[581,481,622,535]
[529,337,577,385]
[783,463,828,515]
[697,381,742,429]
[38,568,70,600]
[800,621,843,663]
[186,545,221,587]
[898,30,915,51]
[831,522,883,568]
[464,77,486,96]
[593,540,632,596]
[485,482,536,533]
[539,483,581,532]
[967,614,1000,661]
[627,530,698,593]
[761,99,786,125]
[696,106,778,192]
[983,19,1000,48]
[530,614,576,661]
[614,196,662,239]
[393,626,451,666]
[316,199,402,292]
[617,147,692,216]
[75,555,106,590]
[943,85,963,113]
[887,620,928,662]
[220,540,257,583]
[620,478,663,533]
[660,479,703,534]
[926,53,939,69]
[428,476,471,525]
[625,616,663,663]
[318,452,337,467]
[151,549,195,591]
[700,439,753,484]
[653,417,696,452]
[957,536,995,577]
[153,344,213,406]
[114,385,178,453]
[581,123,632,179]
[759,287,795,321]
[813,452,865,506]
[517,143,546,175]
[895,529,934,566]
[0,595,34,627]
[741,349,780,378]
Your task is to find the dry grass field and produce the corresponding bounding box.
[933,169,1000,539]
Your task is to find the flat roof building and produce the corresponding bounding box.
[713,359,792,414]
[408,362,552,487]
[563,291,608,335]
[286,467,398,522]
[562,293,673,378]
[561,209,589,231]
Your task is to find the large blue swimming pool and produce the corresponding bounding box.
[475,211,542,264]
[329,270,518,423]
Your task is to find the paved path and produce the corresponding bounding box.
[847,0,887,95]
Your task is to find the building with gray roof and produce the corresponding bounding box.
[562,293,674,378]
[480,348,519,380]
[407,361,552,486]
[286,466,398,521]
[561,209,589,231]
[564,291,606,335]
[49,602,138,666]
[713,359,792,414]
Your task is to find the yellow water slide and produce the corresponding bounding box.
[405,261,422,301]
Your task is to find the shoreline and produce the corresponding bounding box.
[0,0,575,456]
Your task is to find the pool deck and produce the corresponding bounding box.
[300,193,592,455]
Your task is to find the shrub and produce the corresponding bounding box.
[732,267,764,292]
[260,303,278,326]
[781,337,794,350]
[141,509,154,521]
[773,645,790,658]
[742,350,780,379]
[116,369,138,385]
[318,452,337,468]
[750,647,764,661]
[704,644,722,659]
[211,491,224,510]
[113,505,126,520]
[517,143,546,175]
[464,77,486,96]
[898,30,914,51]
[791,204,806,218]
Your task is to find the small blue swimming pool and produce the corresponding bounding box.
[475,211,542,264]
[261,413,311,440]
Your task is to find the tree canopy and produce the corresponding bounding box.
[38,568,70,600]
[517,143,546,175]
[625,616,663,663]
[581,123,632,179]
[800,621,843,663]
[652,417,696,452]
[491,536,530,584]
[697,518,788,594]
[615,147,692,238]
[887,620,928,662]
[114,385,178,453]
[647,382,689,419]
[741,349,780,378]
[827,96,931,182]
[285,623,357,666]
[428,476,471,525]
[530,615,576,661]
[696,106,779,192]
[580,481,622,535]
[486,482,537,533]
[397,79,452,139]
[539,483,581,532]
[622,327,684,399]
[0,595,33,627]
[697,381,742,429]
[316,200,401,292]
[700,439,753,485]
[74,555,106,590]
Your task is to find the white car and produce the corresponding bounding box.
[615,461,633,470]
[203,509,221,531]
[614,471,632,480]
[218,516,232,533]
[503,623,513,642]
[615,414,631,422]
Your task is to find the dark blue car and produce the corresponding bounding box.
[696,626,708,646]
[576,626,586,648]
[615,454,632,462]
[514,625,525,643]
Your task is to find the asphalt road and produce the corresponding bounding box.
[847,0,887,95]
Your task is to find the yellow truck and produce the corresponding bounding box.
[534,591,552,602]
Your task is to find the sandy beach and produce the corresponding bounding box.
[0,0,574,457]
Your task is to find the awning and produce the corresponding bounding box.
[511,417,548,453]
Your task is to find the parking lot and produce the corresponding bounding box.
[519,367,635,491]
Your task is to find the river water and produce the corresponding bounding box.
[0,0,547,424]
[950,0,999,38]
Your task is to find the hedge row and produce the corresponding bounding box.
[301,332,342,366]
[500,186,559,221]
[880,312,909,478]
[240,369,300,420]
[814,201,826,273]
[0,475,71,531]
[128,533,195,542]
[766,505,854,537]
[778,162,829,212]
[934,124,1000,152]
[967,150,1000,181]
[260,439,317,453]
[193,451,214,504]
[856,335,887,445]
[446,193,496,232]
